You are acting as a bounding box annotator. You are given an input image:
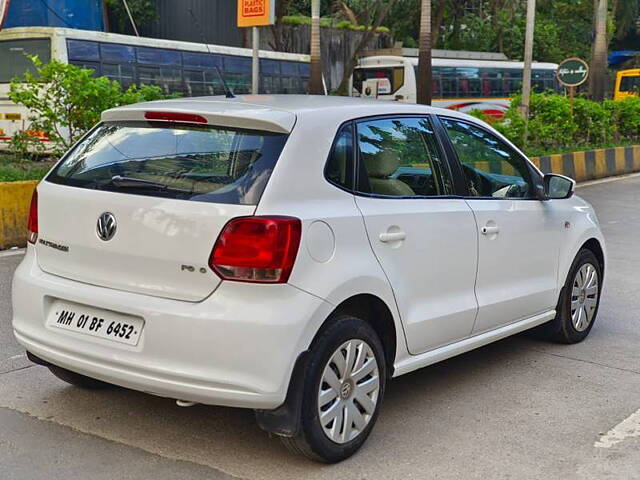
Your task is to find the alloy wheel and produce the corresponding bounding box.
[570,263,599,332]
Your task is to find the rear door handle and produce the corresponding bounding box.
[481,225,500,235]
[379,231,406,243]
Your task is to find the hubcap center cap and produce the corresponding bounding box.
[579,289,586,303]
[340,381,353,400]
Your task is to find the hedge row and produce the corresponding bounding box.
[480,93,640,154]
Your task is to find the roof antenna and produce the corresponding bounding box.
[188,8,235,98]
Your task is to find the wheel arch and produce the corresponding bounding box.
[255,292,399,438]
[319,293,398,376]
[581,237,605,278]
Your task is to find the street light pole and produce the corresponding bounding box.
[520,0,536,143]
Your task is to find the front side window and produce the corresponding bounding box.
[47,122,288,205]
[442,118,534,198]
[356,117,453,197]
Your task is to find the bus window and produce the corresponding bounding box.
[353,67,404,95]
[183,52,222,69]
[102,63,135,88]
[100,43,135,64]
[138,66,160,86]
[137,47,181,66]
[502,70,523,96]
[260,60,281,94]
[280,61,302,93]
[223,56,251,94]
[479,68,504,97]
[439,67,458,98]
[0,39,51,83]
[67,40,99,62]
[456,68,481,97]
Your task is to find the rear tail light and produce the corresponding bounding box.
[27,189,38,244]
[210,216,302,284]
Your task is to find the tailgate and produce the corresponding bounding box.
[36,180,254,302]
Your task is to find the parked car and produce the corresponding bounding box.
[12,95,605,463]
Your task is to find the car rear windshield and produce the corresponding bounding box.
[46,121,289,205]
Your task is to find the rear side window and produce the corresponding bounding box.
[47,122,288,205]
[325,123,354,190]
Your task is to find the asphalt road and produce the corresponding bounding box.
[1,174,640,479]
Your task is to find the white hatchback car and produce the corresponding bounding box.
[13,96,605,462]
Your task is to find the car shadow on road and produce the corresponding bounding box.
[23,332,549,476]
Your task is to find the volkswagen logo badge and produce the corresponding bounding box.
[96,212,117,241]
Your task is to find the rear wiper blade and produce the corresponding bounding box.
[107,175,192,194]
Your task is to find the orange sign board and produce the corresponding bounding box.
[237,0,275,28]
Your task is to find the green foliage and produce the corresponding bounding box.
[9,57,169,158]
[0,153,52,182]
[383,0,632,63]
[0,164,51,182]
[105,0,157,33]
[492,93,640,154]
[282,15,389,32]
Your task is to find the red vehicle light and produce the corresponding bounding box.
[27,190,38,244]
[144,111,208,124]
[210,216,302,284]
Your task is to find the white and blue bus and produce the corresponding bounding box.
[352,54,560,119]
[0,26,310,143]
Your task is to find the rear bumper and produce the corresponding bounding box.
[12,247,333,409]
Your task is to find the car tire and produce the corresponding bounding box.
[546,248,602,344]
[281,315,386,463]
[48,365,113,389]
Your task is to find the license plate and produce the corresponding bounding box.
[47,301,144,346]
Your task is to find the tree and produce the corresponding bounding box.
[309,0,324,94]
[590,0,608,101]
[9,57,167,157]
[269,0,293,51]
[335,0,397,96]
[416,0,433,105]
[105,0,157,34]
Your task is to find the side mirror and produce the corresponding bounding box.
[543,174,575,200]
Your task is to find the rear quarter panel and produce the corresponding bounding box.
[255,112,410,362]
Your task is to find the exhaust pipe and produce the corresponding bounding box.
[176,399,198,407]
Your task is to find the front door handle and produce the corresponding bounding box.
[481,225,500,235]
[379,231,406,243]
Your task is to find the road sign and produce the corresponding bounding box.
[237,0,275,28]
[557,57,589,88]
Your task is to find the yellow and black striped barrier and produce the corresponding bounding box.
[530,146,640,182]
[0,180,37,250]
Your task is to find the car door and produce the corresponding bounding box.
[353,115,479,355]
[439,117,562,334]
